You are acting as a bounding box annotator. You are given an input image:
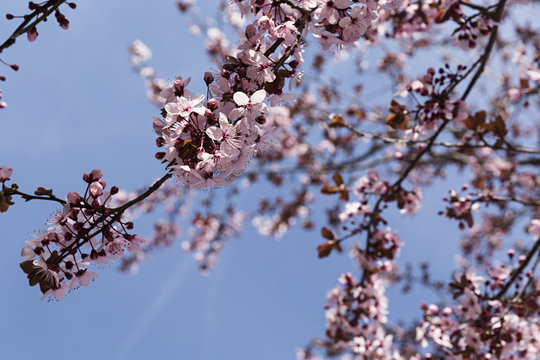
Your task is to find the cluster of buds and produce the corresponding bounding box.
[19,169,145,300]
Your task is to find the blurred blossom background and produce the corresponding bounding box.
[0,1,464,359]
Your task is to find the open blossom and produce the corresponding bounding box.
[164,93,205,118]
[339,6,369,42]
[206,113,242,157]
[229,89,267,120]
[313,0,350,25]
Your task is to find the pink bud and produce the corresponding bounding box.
[0,165,13,181]
[206,98,218,111]
[89,169,103,181]
[67,192,82,204]
[27,27,38,42]
[89,181,104,197]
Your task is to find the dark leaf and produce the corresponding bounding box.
[317,241,336,258]
[34,187,53,196]
[321,227,335,240]
[321,185,340,194]
[332,172,344,186]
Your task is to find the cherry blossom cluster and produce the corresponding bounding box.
[182,208,246,270]
[395,65,468,135]
[389,0,495,46]
[324,271,402,358]
[152,1,316,188]
[417,260,540,359]
[230,0,401,48]
[321,227,406,357]
[18,169,145,300]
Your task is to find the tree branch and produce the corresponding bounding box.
[0,0,68,55]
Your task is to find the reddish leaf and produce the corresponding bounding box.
[321,227,335,240]
[321,185,340,194]
[332,172,344,186]
[462,110,486,130]
[317,241,335,258]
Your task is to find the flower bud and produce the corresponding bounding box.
[203,72,214,85]
[67,192,82,204]
[89,181,104,198]
[206,98,218,111]
[90,169,103,181]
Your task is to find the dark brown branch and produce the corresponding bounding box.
[0,0,68,55]
[9,188,67,205]
[55,171,173,263]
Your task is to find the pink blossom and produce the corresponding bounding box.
[0,165,13,181]
[206,113,242,157]
[89,181,104,197]
[229,89,268,120]
[164,93,205,118]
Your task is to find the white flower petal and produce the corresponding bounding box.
[164,102,181,115]
[206,127,223,141]
[233,91,250,106]
[250,89,267,104]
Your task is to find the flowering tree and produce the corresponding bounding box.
[1,0,539,358]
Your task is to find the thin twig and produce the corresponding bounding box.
[0,0,68,55]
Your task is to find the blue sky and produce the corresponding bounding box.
[0,1,464,359]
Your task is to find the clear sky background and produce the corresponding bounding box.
[0,1,465,359]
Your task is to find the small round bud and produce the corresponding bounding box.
[203,72,214,85]
[206,98,218,111]
[6,14,14,20]
[155,152,165,160]
[68,2,77,9]
[110,186,119,195]
[10,64,19,71]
